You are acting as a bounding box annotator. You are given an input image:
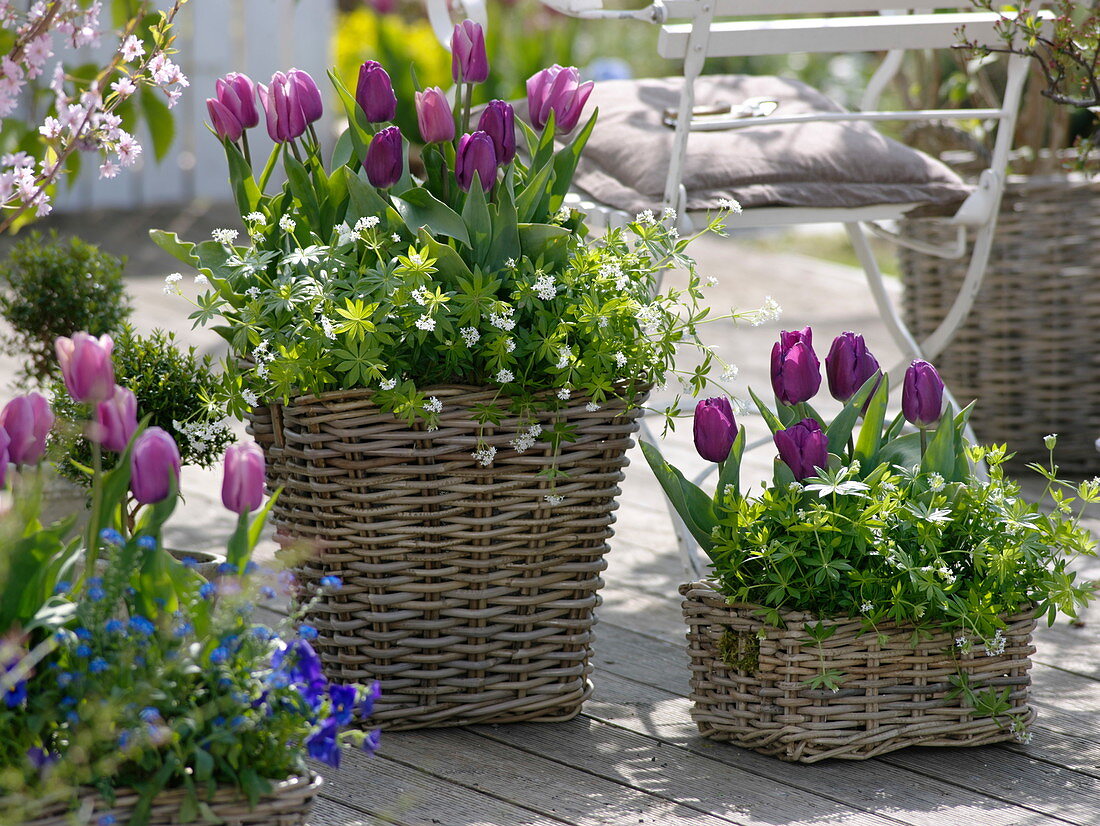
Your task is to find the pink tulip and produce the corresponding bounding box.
[451,20,488,84]
[0,426,9,487]
[95,386,138,453]
[288,68,323,125]
[130,427,181,505]
[222,441,265,514]
[0,393,52,465]
[215,72,259,129]
[206,97,243,142]
[526,65,594,133]
[55,333,115,405]
[415,87,454,144]
[258,72,307,143]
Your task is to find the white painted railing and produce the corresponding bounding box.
[56,0,335,212]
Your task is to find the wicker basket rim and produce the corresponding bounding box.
[679,580,1037,628]
[268,381,652,408]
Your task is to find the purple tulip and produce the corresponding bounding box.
[288,69,323,125]
[415,87,454,144]
[1,393,52,465]
[477,100,516,165]
[451,20,488,84]
[364,126,403,189]
[130,427,181,505]
[825,332,880,403]
[222,440,265,514]
[257,72,307,143]
[55,333,115,405]
[774,418,829,482]
[355,60,397,123]
[770,327,821,406]
[94,386,137,453]
[526,64,595,133]
[0,426,8,486]
[455,131,497,192]
[693,397,738,463]
[902,360,945,429]
[206,98,243,142]
[215,72,259,129]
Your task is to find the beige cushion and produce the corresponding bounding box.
[571,75,971,214]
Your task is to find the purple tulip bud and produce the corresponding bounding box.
[415,87,454,144]
[526,64,594,133]
[0,426,9,488]
[477,100,516,165]
[288,69,323,125]
[215,72,259,129]
[1,393,52,465]
[902,360,945,429]
[693,397,738,463]
[770,326,821,406]
[257,72,307,143]
[825,332,880,403]
[451,20,489,84]
[222,440,265,515]
[455,131,497,192]
[94,386,137,453]
[130,427,181,505]
[55,333,115,405]
[365,126,403,189]
[355,60,397,123]
[774,418,829,482]
[206,98,243,142]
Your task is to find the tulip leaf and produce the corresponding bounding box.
[515,159,555,223]
[774,398,796,426]
[149,229,199,267]
[223,138,262,215]
[392,187,470,247]
[461,177,493,262]
[772,457,796,488]
[487,167,521,272]
[749,387,786,436]
[393,135,415,197]
[529,109,558,174]
[953,402,976,481]
[327,69,370,162]
[715,426,746,505]
[331,128,355,170]
[854,373,890,467]
[416,228,472,282]
[547,109,599,214]
[875,431,922,473]
[517,223,572,271]
[284,153,320,228]
[921,403,957,480]
[640,440,716,556]
[883,411,907,443]
[825,373,880,458]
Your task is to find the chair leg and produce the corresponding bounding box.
[844,222,985,460]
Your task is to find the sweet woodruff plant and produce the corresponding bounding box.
[152,20,754,477]
[645,328,1098,690]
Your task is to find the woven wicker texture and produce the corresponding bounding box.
[900,176,1100,475]
[24,774,320,826]
[680,582,1036,763]
[248,385,644,730]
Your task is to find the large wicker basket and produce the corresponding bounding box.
[679,582,1036,763]
[900,175,1100,475]
[249,385,644,729]
[22,774,320,826]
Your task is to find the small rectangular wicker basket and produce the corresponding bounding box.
[679,581,1036,763]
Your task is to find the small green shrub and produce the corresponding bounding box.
[0,231,132,387]
[50,325,235,487]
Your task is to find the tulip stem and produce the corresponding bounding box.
[920,428,928,456]
[257,144,281,193]
[288,140,303,164]
[85,440,103,574]
[240,132,252,169]
[462,82,473,135]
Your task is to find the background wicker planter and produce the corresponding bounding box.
[23,774,320,826]
[680,581,1036,763]
[900,175,1100,475]
[249,385,645,729]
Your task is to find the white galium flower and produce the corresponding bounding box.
[613,351,627,368]
[496,369,514,384]
[424,396,442,414]
[194,274,209,287]
[544,494,564,506]
[720,364,739,382]
[380,378,397,390]
[245,212,265,224]
[585,402,600,413]
[278,215,296,233]
[415,315,436,332]
[635,209,656,225]
[460,327,480,347]
[212,228,238,245]
[472,445,496,466]
[705,276,719,287]
[354,216,379,231]
[163,273,183,295]
[557,388,571,400]
[241,388,259,407]
[533,273,557,300]
[717,197,742,214]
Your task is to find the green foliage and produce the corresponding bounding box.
[49,325,234,487]
[0,232,131,387]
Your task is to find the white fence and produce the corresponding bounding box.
[56,0,335,212]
